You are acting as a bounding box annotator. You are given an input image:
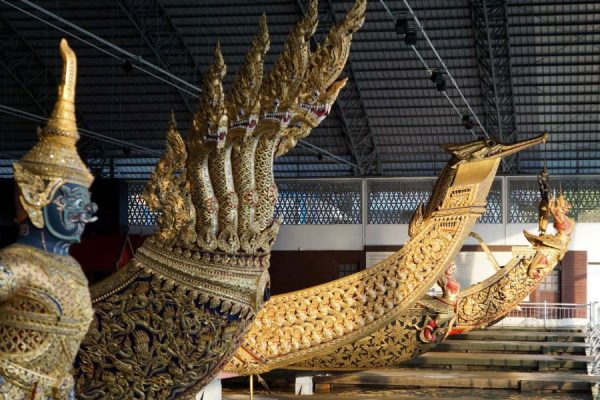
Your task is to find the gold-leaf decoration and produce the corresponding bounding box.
[143,112,196,245]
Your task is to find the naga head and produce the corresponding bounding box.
[226,15,270,141]
[258,0,318,131]
[190,42,228,151]
[441,133,548,163]
[276,0,366,157]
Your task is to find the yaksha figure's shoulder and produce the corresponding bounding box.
[0,260,17,294]
[0,244,46,267]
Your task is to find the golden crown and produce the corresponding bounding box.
[13,39,94,229]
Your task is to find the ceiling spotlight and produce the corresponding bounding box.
[462,114,474,131]
[430,68,447,92]
[395,16,409,35]
[395,12,418,46]
[121,59,133,74]
[404,29,418,46]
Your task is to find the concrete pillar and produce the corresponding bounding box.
[196,378,222,400]
[295,375,313,395]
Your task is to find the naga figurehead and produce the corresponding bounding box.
[440,133,548,163]
[226,14,270,143]
[190,42,228,151]
[409,133,548,238]
[257,0,318,135]
[276,0,367,157]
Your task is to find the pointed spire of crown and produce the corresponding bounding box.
[13,38,93,228]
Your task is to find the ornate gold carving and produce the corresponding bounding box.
[188,43,228,252]
[286,299,453,371]
[143,112,196,246]
[283,173,569,372]
[76,252,253,399]
[276,0,367,157]
[225,135,546,376]
[253,0,318,234]
[227,14,270,129]
[0,244,93,399]
[75,4,362,398]
[455,180,573,331]
[228,15,270,252]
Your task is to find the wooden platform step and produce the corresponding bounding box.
[486,326,587,332]
[315,368,600,392]
[452,330,588,343]
[401,351,592,371]
[437,339,589,354]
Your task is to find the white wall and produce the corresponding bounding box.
[272,224,363,251]
[276,222,598,261]
[274,221,597,303]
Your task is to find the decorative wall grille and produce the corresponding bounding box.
[127,183,157,226]
[508,177,600,223]
[367,178,503,224]
[480,178,503,224]
[127,176,600,228]
[508,178,539,223]
[275,180,362,224]
[368,179,435,224]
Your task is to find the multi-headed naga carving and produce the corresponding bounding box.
[75,2,364,399]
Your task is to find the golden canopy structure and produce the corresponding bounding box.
[74,1,365,398]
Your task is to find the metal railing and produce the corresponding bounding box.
[497,302,591,328]
[587,302,600,382]
[497,301,600,392]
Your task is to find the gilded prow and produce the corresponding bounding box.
[75,5,352,398]
[424,133,547,220]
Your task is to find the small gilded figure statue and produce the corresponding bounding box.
[549,189,573,238]
[437,262,460,306]
[0,39,96,399]
[537,165,551,235]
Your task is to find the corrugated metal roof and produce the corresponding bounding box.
[0,0,599,178]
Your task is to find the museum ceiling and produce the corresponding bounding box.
[0,0,598,178]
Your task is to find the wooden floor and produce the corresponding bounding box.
[222,386,594,400]
[316,368,599,391]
